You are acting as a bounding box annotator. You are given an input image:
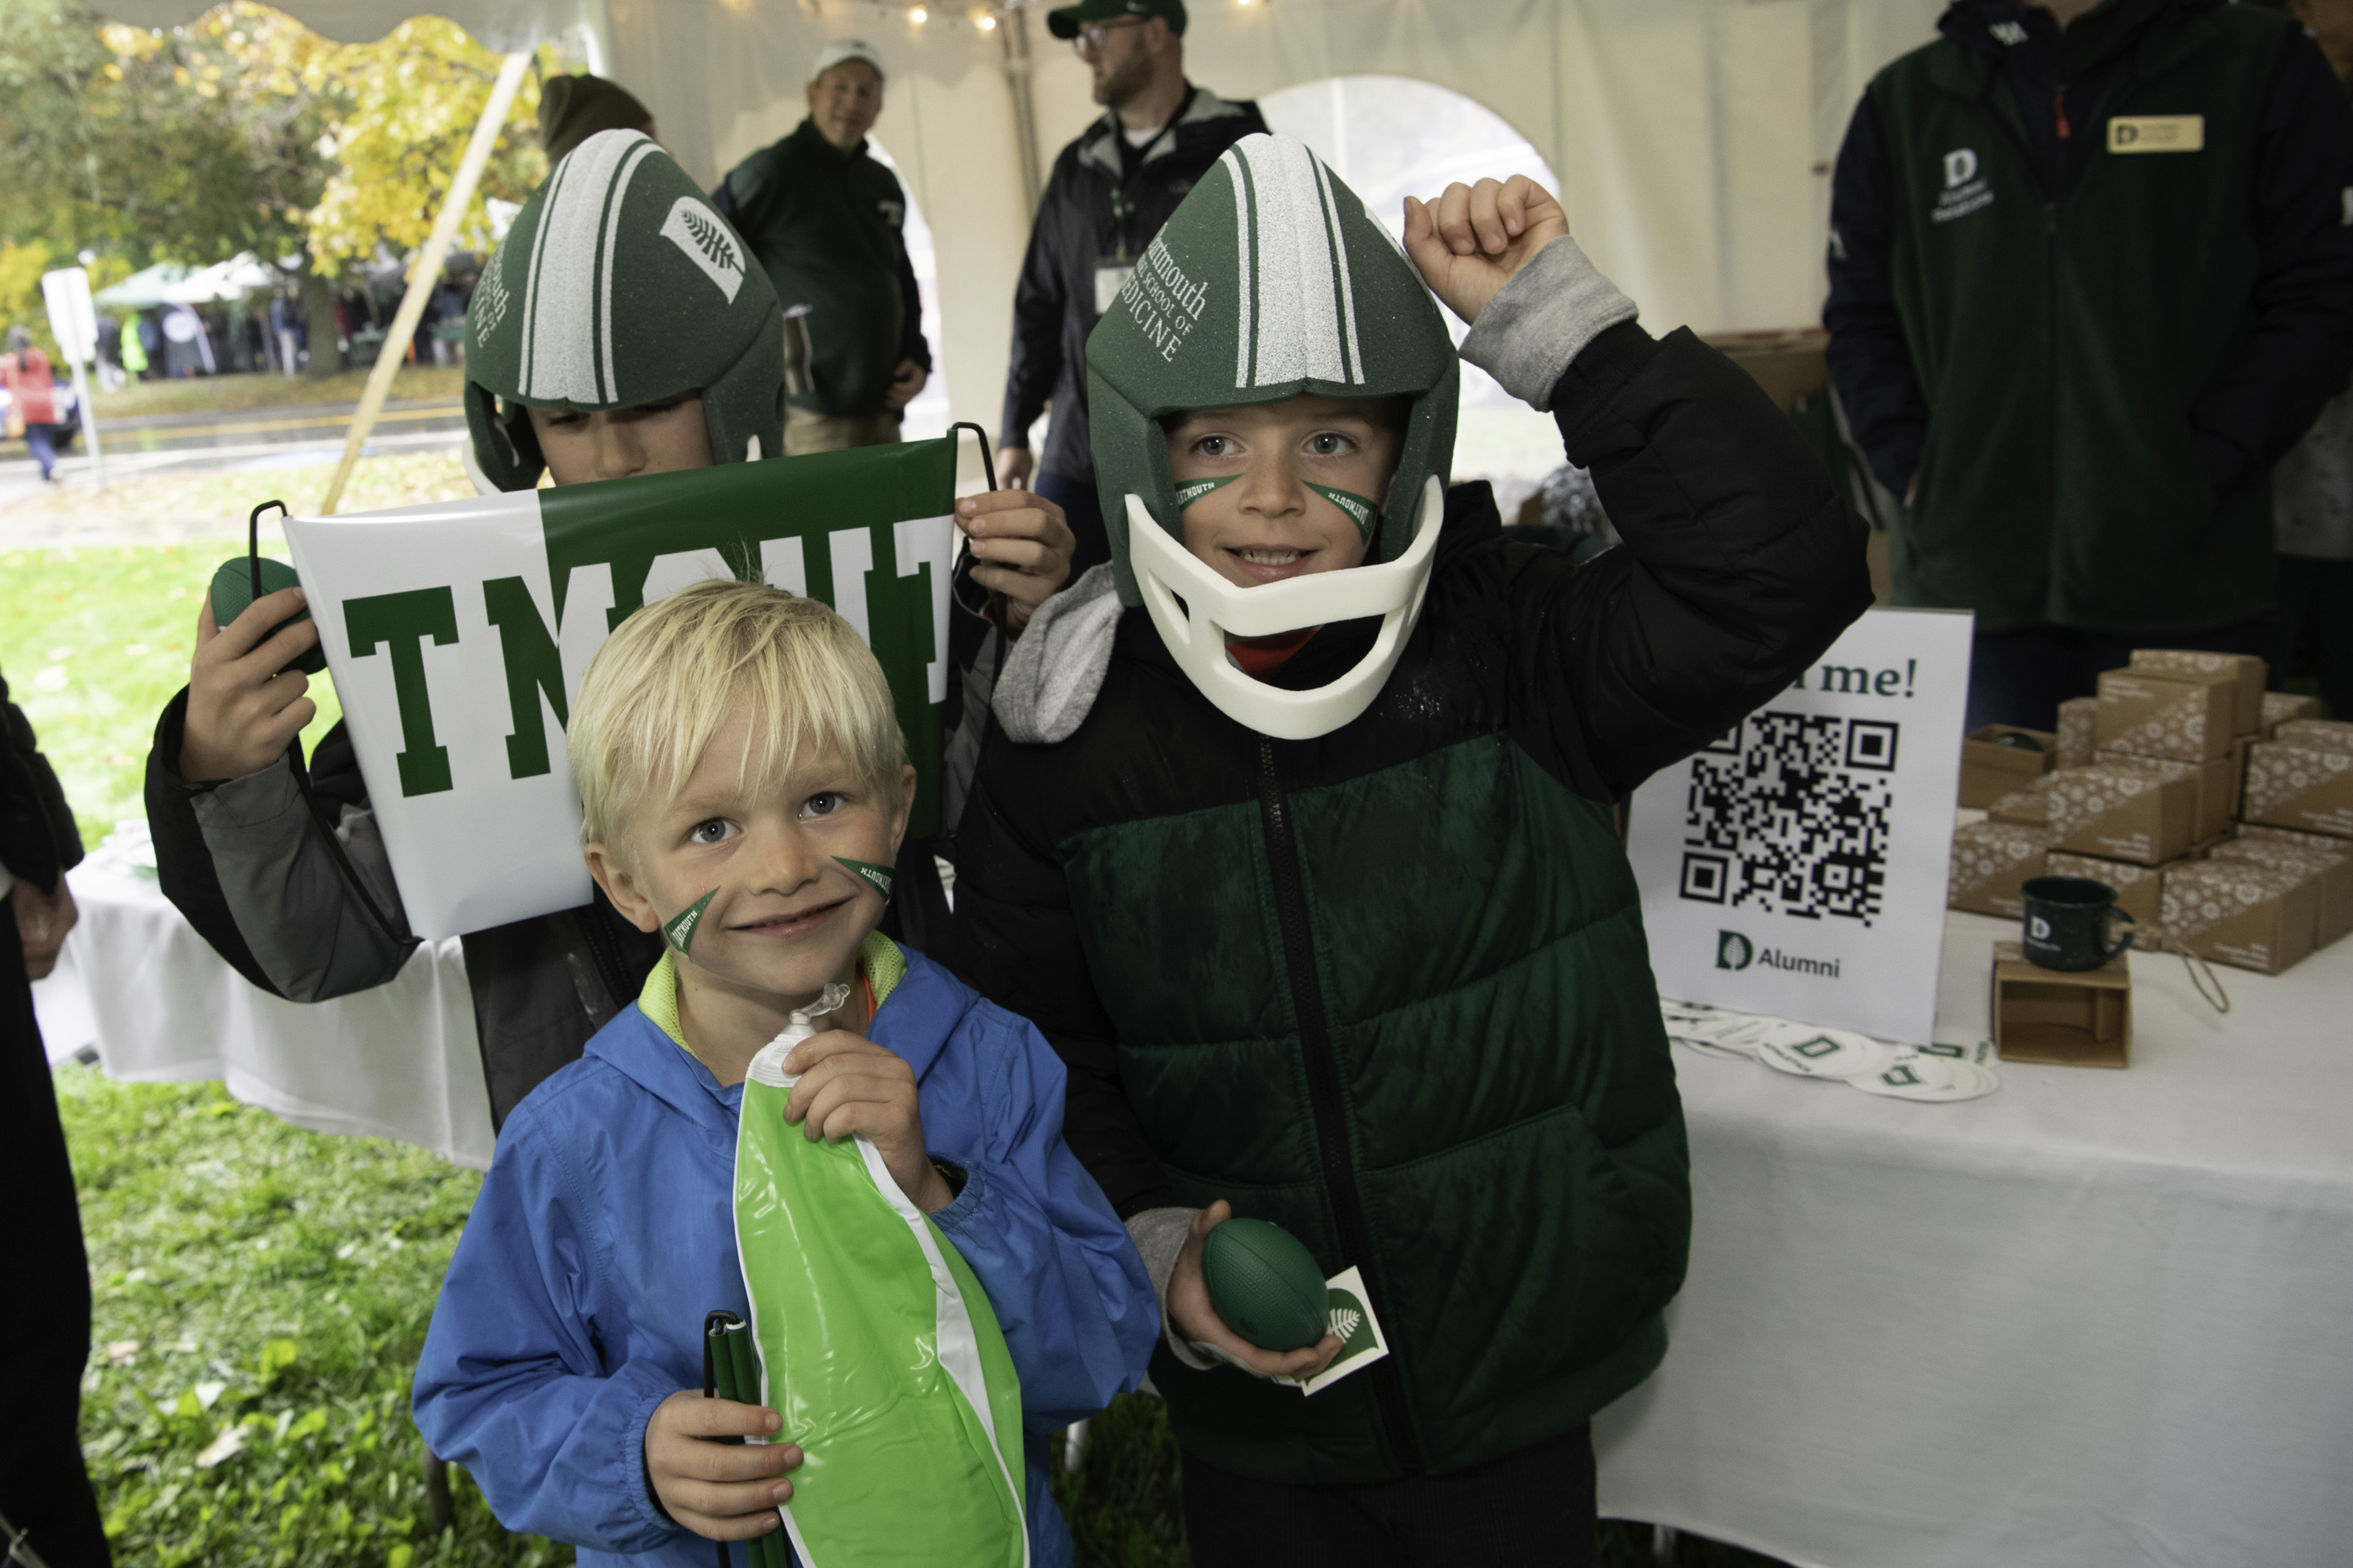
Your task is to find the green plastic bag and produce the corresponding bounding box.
[733,987,1029,1565]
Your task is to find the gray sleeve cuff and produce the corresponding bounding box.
[189,753,305,830]
[1126,1206,1216,1372]
[1457,235,1638,411]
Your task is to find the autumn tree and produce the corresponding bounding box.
[0,1,553,371]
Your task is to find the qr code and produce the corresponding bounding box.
[1675,711,1896,925]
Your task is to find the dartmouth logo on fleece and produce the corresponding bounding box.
[282,437,960,940]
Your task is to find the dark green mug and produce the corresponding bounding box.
[2021,875,2135,971]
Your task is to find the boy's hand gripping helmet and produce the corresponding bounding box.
[463,130,787,491]
[1086,132,1461,739]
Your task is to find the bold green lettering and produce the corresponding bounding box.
[345,587,460,797]
[1874,668,1903,696]
[1820,665,1872,695]
[483,577,568,780]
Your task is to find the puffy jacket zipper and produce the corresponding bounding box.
[1253,737,1422,1472]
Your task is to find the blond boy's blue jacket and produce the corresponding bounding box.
[412,942,1156,1566]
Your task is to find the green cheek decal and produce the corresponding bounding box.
[662,888,720,957]
[834,858,895,903]
[1305,483,1381,543]
[1175,474,1241,510]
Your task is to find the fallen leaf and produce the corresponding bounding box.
[194,1424,247,1470]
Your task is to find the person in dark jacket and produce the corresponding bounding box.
[1825,0,2353,732]
[1,670,111,1568]
[957,135,1872,1563]
[537,71,655,168]
[995,0,1264,576]
[144,133,1073,1131]
[715,39,932,456]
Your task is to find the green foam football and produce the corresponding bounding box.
[1202,1219,1328,1353]
[209,556,325,675]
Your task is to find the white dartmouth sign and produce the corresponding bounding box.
[283,438,963,939]
[1626,607,1975,1045]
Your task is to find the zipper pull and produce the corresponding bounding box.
[2055,87,2071,140]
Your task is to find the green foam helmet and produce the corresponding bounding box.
[1086,131,1459,607]
[463,130,786,491]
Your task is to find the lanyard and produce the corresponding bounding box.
[1108,87,1193,262]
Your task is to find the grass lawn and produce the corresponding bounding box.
[90,365,464,420]
[8,449,477,546]
[1,541,345,850]
[61,1067,566,1566]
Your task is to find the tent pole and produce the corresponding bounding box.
[1001,3,1043,215]
[316,48,533,516]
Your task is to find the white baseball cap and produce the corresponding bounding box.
[809,38,886,85]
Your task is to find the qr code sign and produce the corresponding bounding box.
[1675,711,1897,925]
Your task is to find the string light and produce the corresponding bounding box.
[908,5,928,20]
[974,10,997,28]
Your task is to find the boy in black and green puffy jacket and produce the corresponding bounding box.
[956,133,1871,1562]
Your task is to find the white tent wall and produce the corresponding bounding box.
[100,0,1950,447]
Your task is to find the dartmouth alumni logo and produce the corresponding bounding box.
[1717,930,1843,978]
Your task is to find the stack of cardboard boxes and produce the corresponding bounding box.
[1950,652,2353,975]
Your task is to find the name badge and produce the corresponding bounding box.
[1095,264,1135,316]
[2109,115,2204,154]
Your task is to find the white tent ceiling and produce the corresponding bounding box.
[100,0,1949,442]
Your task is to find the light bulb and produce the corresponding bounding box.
[975,10,996,27]
[909,5,928,19]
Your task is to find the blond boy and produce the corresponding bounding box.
[414,579,1152,1567]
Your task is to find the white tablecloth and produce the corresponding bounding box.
[1595,907,2353,1568]
[33,864,494,1170]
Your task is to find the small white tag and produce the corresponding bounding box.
[1278,1266,1391,1397]
[1095,264,1135,316]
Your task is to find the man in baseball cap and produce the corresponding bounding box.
[1045,0,1187,41]
[714,38,934,456]
[1001,0,1259,577]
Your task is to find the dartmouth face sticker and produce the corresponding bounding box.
[663,888,720,957]
[1305,483,1380,543]
[834,858,895,903]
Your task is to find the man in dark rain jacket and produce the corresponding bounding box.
[1825,0,2353,730]
[995,0,1264,574]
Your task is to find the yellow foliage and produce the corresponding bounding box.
[0,240,57,347]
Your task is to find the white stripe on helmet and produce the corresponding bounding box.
[1224,146,1254,388]
[520,130,651,405]
[1235,135,1349,388]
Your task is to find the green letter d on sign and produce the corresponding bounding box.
[345,587,460,797]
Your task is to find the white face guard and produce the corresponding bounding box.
[1124,474,1445,740]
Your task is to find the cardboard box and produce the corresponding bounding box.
[1959,724,2057,809]
[2046,765,2198,864]
[1949,822,2053,918]
[2095,668,2236,762]
[2044,851,2171,938]
[2056,697,2100,769]
[2274,718,2353,754]
[1988,773,2055,826]
[1991,940,2131,1067]
[2262,690,2323,737]
[2238,822,2348,852]
[2207,838,2353,949]
[2129,649,2265,736]
[2242,741,2353,840]
[2229,735,2251,819]
[2093,748,2235,842]
[2160,862,2319,975]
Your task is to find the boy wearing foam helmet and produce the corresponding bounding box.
[146,130,1073,1131]
[958,133,1872,1560]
